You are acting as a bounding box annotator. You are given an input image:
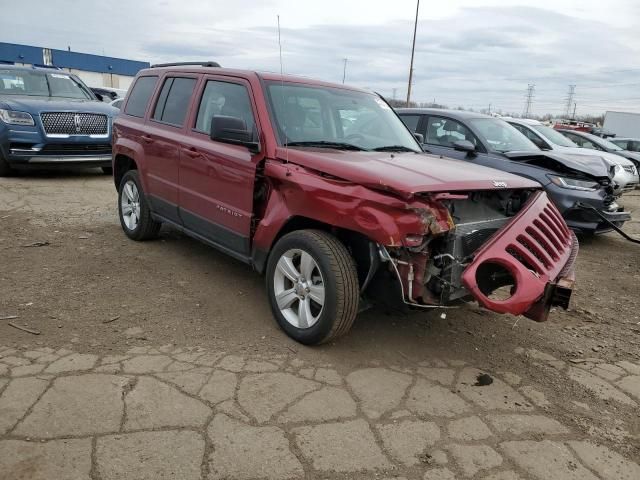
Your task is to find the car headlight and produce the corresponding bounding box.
[614,164,622,173]
[0,109,35,126]
[547,174,599,191]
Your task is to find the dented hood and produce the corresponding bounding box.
[276,148,539,198]
[503,150,611,179]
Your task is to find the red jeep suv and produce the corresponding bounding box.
[112,62,578,344]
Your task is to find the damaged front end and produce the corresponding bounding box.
[376,189,577,322]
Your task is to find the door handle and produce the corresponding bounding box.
[141,135,154,144]
[183,146,200,158]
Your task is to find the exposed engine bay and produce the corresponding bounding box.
[381,189,537,307]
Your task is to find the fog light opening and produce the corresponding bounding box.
[475,262,516,301]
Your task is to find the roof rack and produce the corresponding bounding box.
[150,61,221,68]
[31,64,63,70]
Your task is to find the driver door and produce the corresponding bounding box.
[178,76,263,259]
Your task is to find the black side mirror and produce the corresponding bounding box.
[413,132,424,143]
[453,139,476,154]
[210,115,260,153]
[94,92,104,102]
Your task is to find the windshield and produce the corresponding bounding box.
[531,124,577,147]
[0,69,94,99]
[265,81,421,152]
[470,118,538,153]
[581,132,623,151]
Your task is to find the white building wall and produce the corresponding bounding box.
[63,68,134,90]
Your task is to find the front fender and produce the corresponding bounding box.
[253,160,452,255]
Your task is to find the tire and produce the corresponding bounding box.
[117,170,161,241]
[0,153,13,177]
[102,166,113,175]
[266,230,359,345]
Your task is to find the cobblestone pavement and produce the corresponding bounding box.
[1,344,639,480]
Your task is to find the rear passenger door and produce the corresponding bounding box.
[178,76,262,259]
[144,75,198,222]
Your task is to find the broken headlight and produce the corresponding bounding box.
[547,175,599,192]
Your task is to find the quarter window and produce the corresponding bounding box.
[124,76,158,118]
[153,77,196,127]
[195,80,256,136]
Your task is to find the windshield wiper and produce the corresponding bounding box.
[372,145,419,153]
[286,141,367,151]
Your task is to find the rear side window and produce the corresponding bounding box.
[153,77,196,127]
[124,76,158,118]
[400,114,421,132]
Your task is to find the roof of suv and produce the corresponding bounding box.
[138,64,372,94]
[0,63,66,73]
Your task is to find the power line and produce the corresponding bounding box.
[406,0,420,106]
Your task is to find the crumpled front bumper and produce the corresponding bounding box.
[461,191,578,322]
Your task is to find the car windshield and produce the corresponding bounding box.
[470,118,538,153]
[531,124,577,147]
[0,69,93,99]
[580,132,624,151]
[265,81,421,152]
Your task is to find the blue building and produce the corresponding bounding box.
[0,42,149,90]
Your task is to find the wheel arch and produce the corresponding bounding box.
[253,215,377,293]
[113,154,138,189]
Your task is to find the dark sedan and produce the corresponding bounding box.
[396,108,630,234]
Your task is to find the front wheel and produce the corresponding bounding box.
[117,170,161,241]
[266,230,359,345]
[0,153,13,177]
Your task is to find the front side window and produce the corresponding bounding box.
[153,77,196,127]
[265,82,420,152]
[530,124,577,147]
[124,76,158,118]
[195,80,256,136]
[470,118,537,153]
[563,132,601,150]
[0,69,93,99]
[510,123,548,148]
[425,117,477,148]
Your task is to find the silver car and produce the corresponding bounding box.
[506,118,639,193]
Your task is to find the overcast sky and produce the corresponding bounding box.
[2,0,639,115]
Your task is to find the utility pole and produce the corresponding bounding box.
[406,0,420,106]
[564,85,576,118]
[572,102,577,119]
[488,103,492,115]
[523,84,535,117]
[342,58,348,84]
[392,88,397,101]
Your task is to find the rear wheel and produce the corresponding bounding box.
[266,230,359,345]
[118,170,161,241]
